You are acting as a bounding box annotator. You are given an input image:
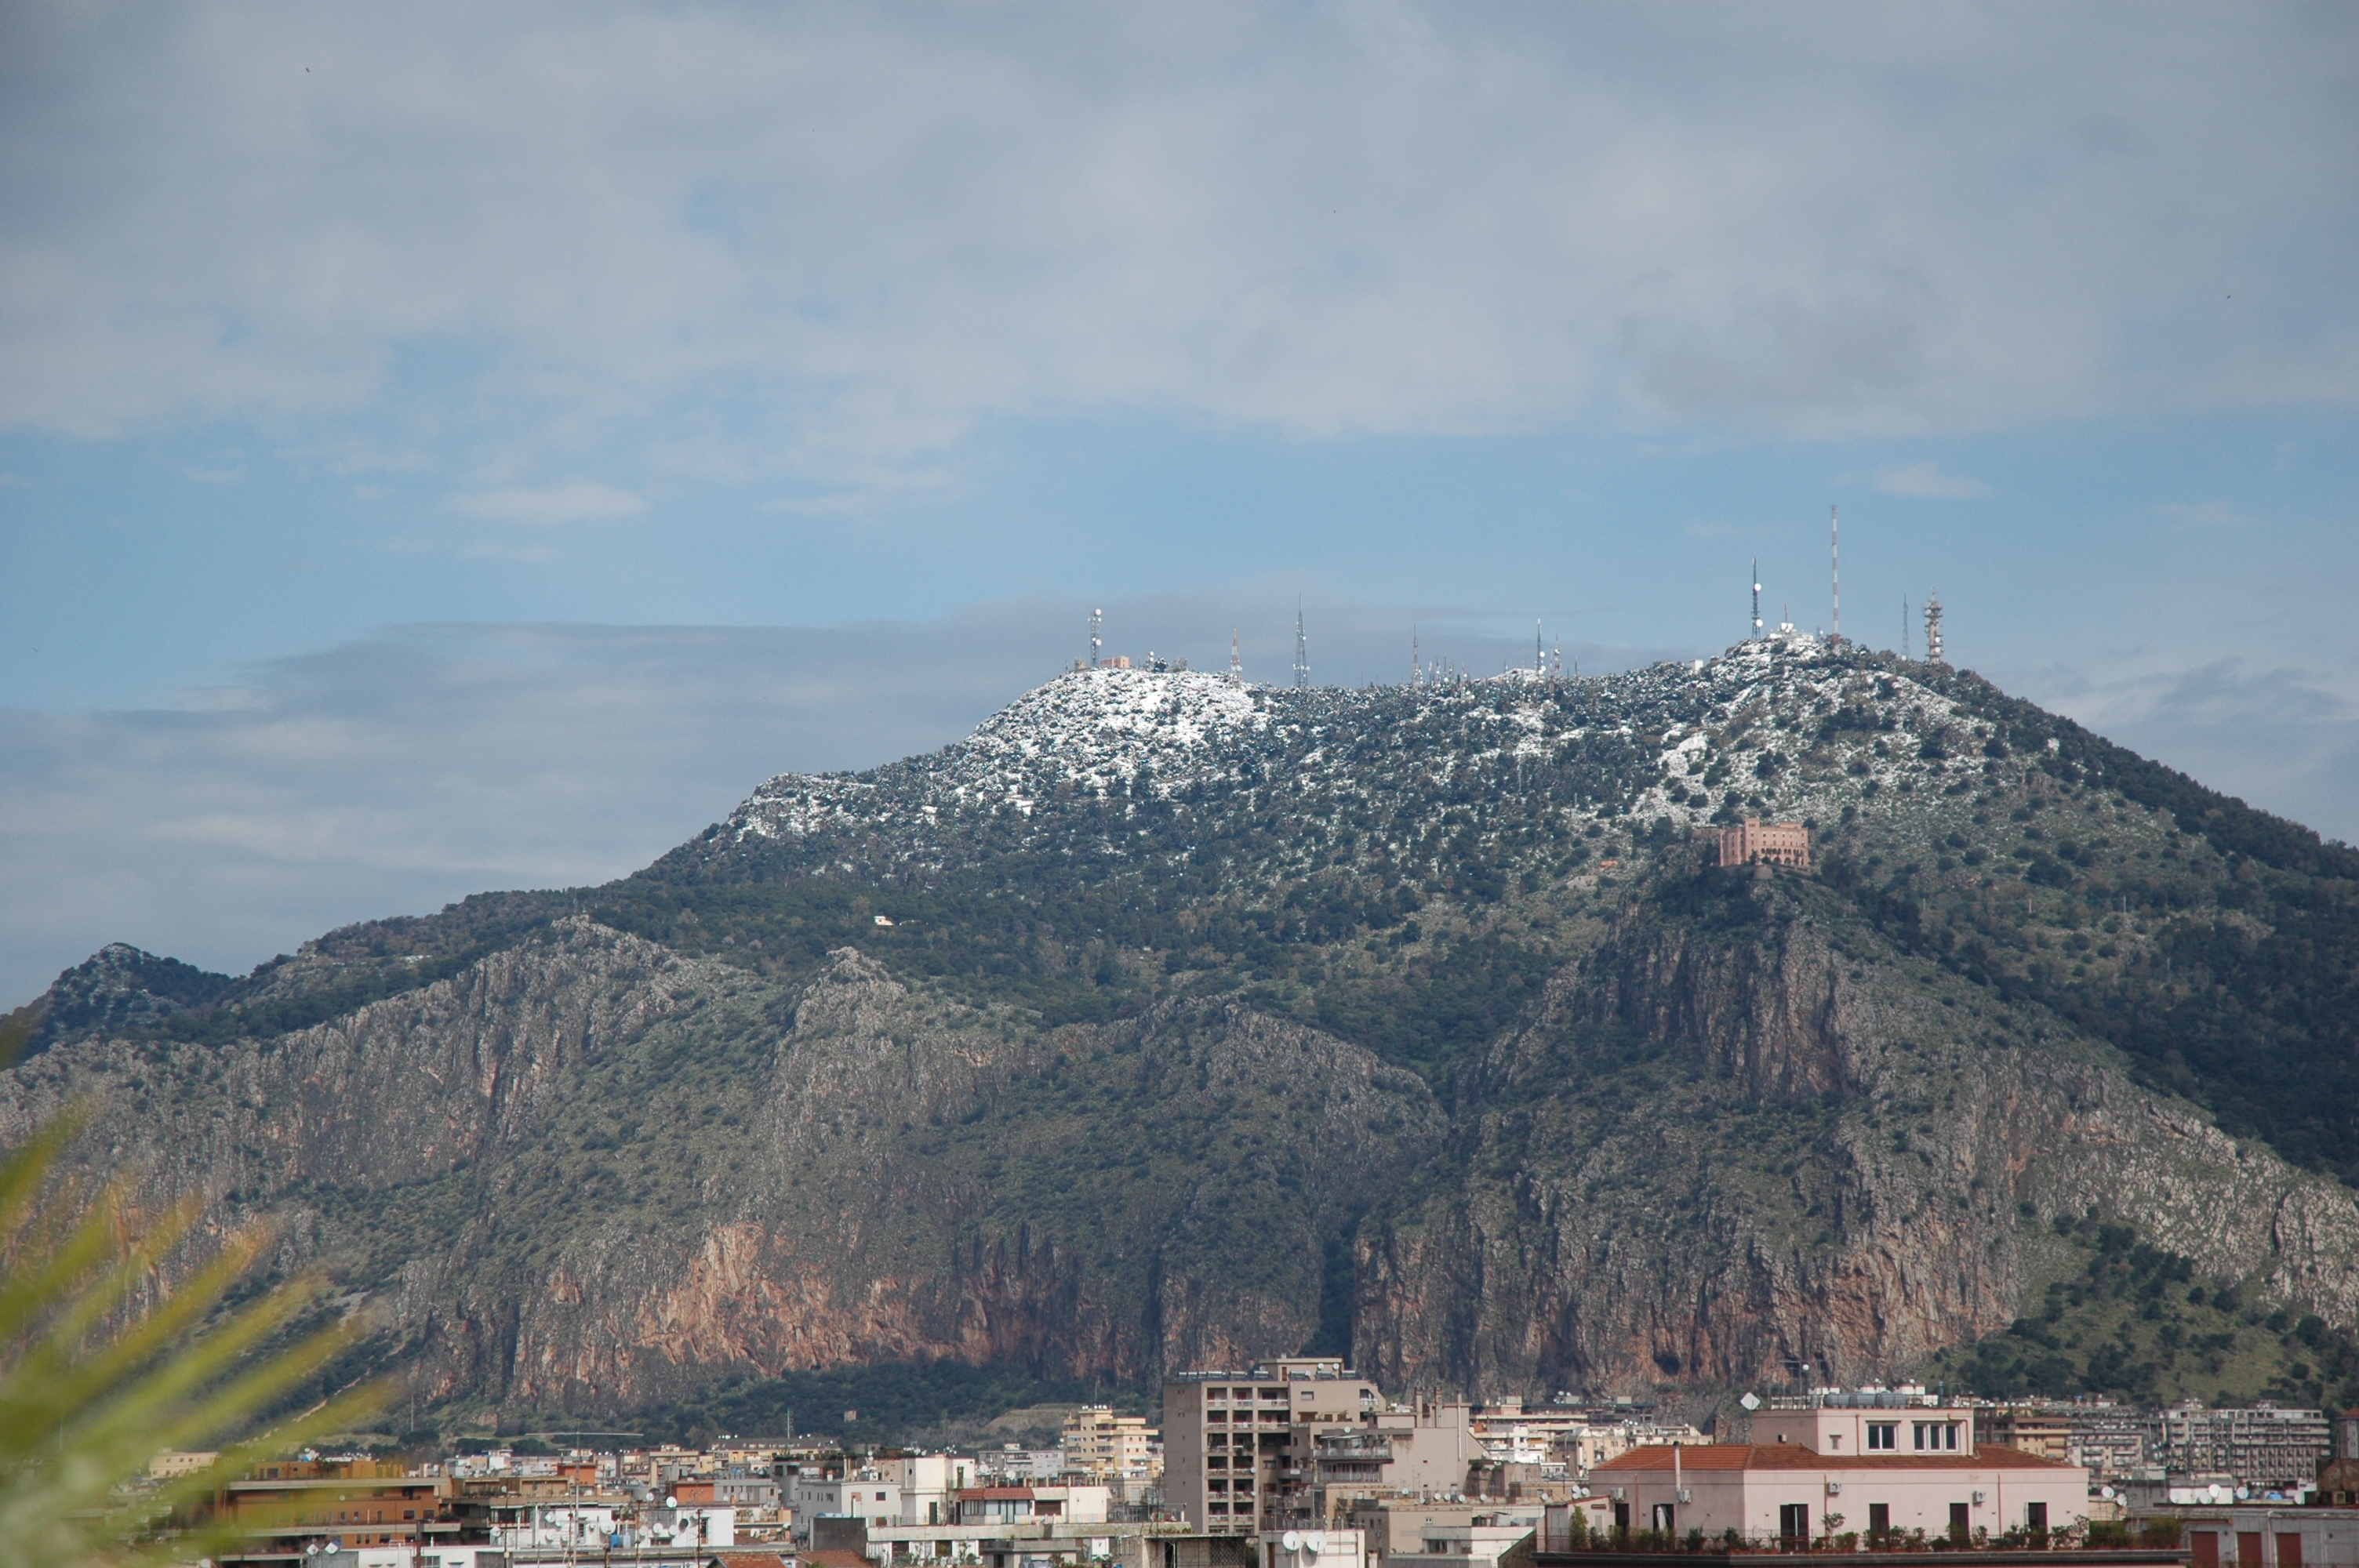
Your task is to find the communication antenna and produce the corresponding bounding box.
[1228,628,1243,688]
[1924,591,1944,665]
[1751,558,1762,637]
[1294,598,1310,689]
[1535,619,1543,674]
[1830,506,1841,647]
[1412,625,1422,687]
[1902,597,1911,661]
[1089,607,1102,670]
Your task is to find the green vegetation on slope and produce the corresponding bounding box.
[1922,1216,2359,1410]
[1805,668,2359,1184]
[626,1358,1140,1449]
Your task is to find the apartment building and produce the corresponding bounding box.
[2155,1404,2329,1494]
[1982,1407,2075,1465]
[1164,1359,1383,1533]
[1066,1406,1161,1481]
[1313,1401,1491,1519]
[210,1465,457,1566]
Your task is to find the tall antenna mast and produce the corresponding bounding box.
[1089,607,1103,670]
[1902,597,1910,661]
[1412,625,1422,687]
[1535,619,1543,674]
[1751,558,1762,637]
[1228,628,1243,688]
[1294,599,1310,690]
[1830,506,1841,647]
[1924,591,1944,664]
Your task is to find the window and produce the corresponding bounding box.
[2028,1503,2049,1536]
[1867,1424,1896,1450]
[1868,1505,1890,1537]
[1949,1504,1970,1544]
[1780,1504,1810,1541]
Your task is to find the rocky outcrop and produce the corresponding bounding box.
[1353,881,2359,1396]
[2,931,1441,1414]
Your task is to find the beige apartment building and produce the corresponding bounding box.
[1164,1359,1383,1533]
[1165,1359,1506,1537]
[1064,1406,1161,1482]
[1981,1406,2074,1465]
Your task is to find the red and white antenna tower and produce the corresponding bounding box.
[1830,506,1841,647]
[1228,628,1242,687]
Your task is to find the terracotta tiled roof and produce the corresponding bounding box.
[801,1549,872,1568]
[1593,1444,2077,1472]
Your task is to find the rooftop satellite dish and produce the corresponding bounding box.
[666,1494,679,1508]
[1284,1533,1304,1553]
[325,1547,340,1558]
[1739,1393,1761,1412]
[1308,1533,1329,1555]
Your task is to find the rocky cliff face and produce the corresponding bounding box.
[2,924,1439,1410]
[8,641,2357,1421]
[1354,876,2359,1396]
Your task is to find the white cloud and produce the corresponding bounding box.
[449,479,648,524]
[1872,460,1987,499]
[0,5,2350,476]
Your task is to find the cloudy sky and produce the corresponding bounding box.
[3,2,2354,1004]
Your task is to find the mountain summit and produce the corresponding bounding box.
[6,641,2356,1427]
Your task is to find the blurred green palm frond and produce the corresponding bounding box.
[0,1108,384,1568]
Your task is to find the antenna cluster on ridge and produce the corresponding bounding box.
[1063,542,1942,694]
[1739,510,1949,666]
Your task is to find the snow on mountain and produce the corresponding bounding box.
[718,639,1994,861]
[727,666,1270,842]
